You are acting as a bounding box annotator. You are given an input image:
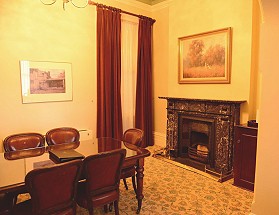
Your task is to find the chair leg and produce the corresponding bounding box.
[132,176,137,195]
[89,208,94,215]
[104,204,108,213]
[123,179,128,190]
[109,203,113,212]
[114,201,119,215]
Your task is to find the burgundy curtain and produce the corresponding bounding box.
[96,6,123,139]
[135,17,155,147]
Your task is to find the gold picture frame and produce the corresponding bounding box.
[179,27,232,84]
[20,60,73,103]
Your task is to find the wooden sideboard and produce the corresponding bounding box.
[233,124,258,191]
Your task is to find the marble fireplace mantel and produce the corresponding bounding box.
[159,97,246,181]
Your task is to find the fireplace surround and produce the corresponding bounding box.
[159,97,245,181]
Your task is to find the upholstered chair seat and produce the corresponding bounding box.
[76,182,119,209]
[0,193,16,215]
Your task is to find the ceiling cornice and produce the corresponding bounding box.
[151,0,173,12]
[114,0,173,12]
[114,0,152,12]
[135,0,152,5]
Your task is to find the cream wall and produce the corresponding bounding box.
[0,0,260,149]
[0,0,96,151]
[0,0,151,151]
[168,0,253,104]
[250,0,261,120]
[152,0,260,142]
[252,0,279,214]
[152,5,169,144]
[1,0,273,213]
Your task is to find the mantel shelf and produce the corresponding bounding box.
[159,96,246,105]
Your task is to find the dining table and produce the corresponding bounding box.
[0,137,150,213]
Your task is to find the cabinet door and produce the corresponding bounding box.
[234,126,257,191]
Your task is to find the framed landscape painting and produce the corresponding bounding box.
[179,27,232,84]
[20,61,72,103]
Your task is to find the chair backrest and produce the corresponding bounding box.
[3,133,45,152]
[82,149,126,202]
[122,128,144,147]
[45,127,80,146]
[25,159,82,215]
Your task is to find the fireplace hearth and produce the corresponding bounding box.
[159,97,245,181]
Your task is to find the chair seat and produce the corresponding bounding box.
[12,199,31,215]
[76,182,119,208]
[13,199,75,215]
[121,166,136,179]
[0,193,15,215]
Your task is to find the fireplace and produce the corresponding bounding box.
[179,116,214,166]
[159,97,245,181]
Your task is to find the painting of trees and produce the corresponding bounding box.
[187,39,204,67]
[179,28,231,83]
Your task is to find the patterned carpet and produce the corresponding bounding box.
[19,146,254,214]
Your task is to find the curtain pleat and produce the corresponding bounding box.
[135,18,155,147]
[96,6,123,139]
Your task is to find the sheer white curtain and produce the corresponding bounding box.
[121,15,139,132]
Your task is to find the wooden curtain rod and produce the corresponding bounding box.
[88,0,156,23]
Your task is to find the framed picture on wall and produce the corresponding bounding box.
[178,27,232,84]
[20,61,73,103]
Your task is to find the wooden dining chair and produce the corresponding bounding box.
[45,127,80,150]
[76,149,126,215]
[2,132,46,207]
[3,133,45,159]
[121,128,144,192]
[12,159,83,215]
